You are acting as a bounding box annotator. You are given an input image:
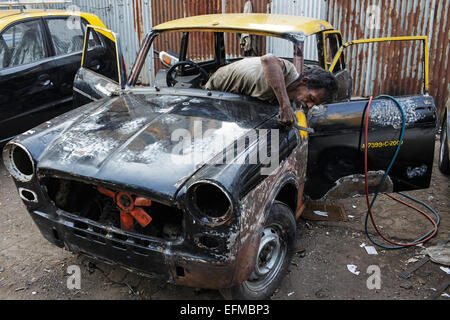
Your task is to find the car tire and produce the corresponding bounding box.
[438,117,450,174]
[221,200,296,300]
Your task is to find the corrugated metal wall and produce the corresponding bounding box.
[268,0,327,60]
[327,0,449,116]
[151,0,222,67]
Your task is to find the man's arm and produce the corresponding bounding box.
[260,54,296,126]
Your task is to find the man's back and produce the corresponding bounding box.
[205,57,298,104]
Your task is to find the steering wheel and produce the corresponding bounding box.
[166,60,210,87]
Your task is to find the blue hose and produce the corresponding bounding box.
[363,95,440,249]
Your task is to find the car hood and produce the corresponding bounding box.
[36,93,278,203]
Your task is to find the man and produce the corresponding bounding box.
[205,53,338,126]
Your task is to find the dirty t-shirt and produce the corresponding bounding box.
[205,57,299,104]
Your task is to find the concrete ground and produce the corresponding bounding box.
[0,138,448,302]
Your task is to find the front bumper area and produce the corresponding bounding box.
[29,208,240,290]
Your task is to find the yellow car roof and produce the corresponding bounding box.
[153,13,335,37]
[0,9,106,31]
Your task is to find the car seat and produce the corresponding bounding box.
[10,29,45,66]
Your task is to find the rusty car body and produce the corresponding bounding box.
[2,14,438,299]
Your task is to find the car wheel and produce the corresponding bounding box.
[221,201,296,300]
[438,118,450,174]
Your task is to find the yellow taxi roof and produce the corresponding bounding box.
[0,9,105,31]
[153,13,335,37]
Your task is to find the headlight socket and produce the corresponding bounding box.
[187,181,233,227]
[2,143,35,182]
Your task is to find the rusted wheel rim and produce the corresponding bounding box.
[246,224,286,290]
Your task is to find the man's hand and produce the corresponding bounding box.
[279,104,296,127]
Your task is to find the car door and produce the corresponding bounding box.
[73,25,126,107]
[0,18,59,143]
[42,15,88,110]
[319,30,352,101]
[306,36,437,200]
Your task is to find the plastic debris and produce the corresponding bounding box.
[313,210,328,217]
[360,243,378,255]
[347,264,360,275]
[364,246,378,255]
[423,242,450,266]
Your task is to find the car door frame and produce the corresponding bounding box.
[73,25,127,106]
[305,36,435,200]
[328,36,430,95]
[41,15,91,104]
[319,30,346,72]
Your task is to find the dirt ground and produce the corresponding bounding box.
[0,137,448,302]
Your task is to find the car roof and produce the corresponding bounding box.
[153,13,335,37]
[0,9,102,31]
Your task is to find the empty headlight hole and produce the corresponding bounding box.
[13,147,33,176]
[194,183,231,218]
[3,143,34,182]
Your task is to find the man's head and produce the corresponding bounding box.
[287,68,338,109]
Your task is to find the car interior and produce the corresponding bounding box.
[0,26,46,68]
[10,28,45,66]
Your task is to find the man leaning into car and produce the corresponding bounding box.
[205,53,338,126]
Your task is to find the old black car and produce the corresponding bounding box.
[2,14,438,299]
